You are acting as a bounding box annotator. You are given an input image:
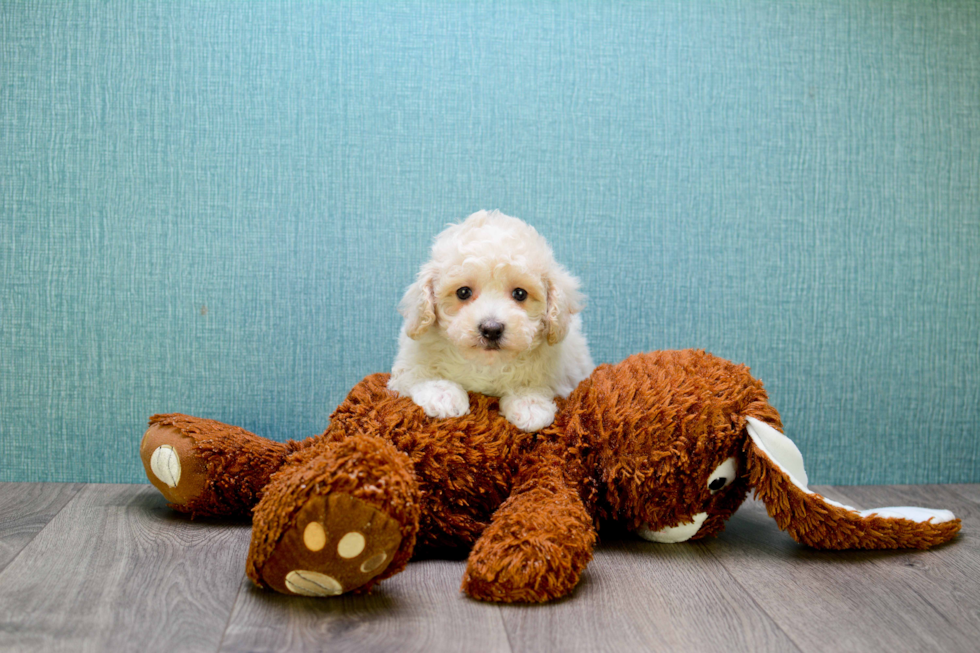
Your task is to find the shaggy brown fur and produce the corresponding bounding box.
[141,350,961,603]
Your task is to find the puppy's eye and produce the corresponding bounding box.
[456,287,472,301]
[511,288,528,302]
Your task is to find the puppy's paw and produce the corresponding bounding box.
[412,380,470,419]
[500,393,557,432]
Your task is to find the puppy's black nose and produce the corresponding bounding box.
[479,320,505,342]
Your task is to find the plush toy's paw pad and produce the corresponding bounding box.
[139,424,207,508]
[500,394,557,432]
[414,380,470,418]
[261,493,403,597]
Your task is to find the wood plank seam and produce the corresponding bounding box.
[0,482,84,577]
[215,572,249,653]
[948,485,980,510]
[494,603,517,653]
[699,540,805,653]
[824,485,980,649]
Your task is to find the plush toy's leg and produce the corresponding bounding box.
[246,434,421,597]
[140,414,298,518]
[462,456,596,603]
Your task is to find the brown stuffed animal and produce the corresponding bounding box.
[140,350,960,603]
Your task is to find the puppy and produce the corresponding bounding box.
[388,210,594,432]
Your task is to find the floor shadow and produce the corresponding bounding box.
[242,577,402,617]
[130,484,253,526]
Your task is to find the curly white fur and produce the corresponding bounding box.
[388,210,595,431]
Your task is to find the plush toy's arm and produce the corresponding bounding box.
[462,447,597,603]
[745,417,961,550]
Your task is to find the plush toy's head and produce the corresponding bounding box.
[557,351,775,541]
[557,350,960,550]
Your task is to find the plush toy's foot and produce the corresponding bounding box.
[462,463,596,603]
[247,435,421,597]
[257,492,404,596]
[140,414,297,517]
[141,420,208,508]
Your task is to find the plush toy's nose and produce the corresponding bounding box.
[636,512,708,543]
[479,320,505,342]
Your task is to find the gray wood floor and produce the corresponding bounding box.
[0,482,976,652]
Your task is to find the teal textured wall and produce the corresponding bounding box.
[1,1,978,484]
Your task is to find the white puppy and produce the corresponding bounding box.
[388,210,594,432]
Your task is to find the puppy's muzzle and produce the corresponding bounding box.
[478,320,505,349]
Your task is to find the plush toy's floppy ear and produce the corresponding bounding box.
[744,417,960,550]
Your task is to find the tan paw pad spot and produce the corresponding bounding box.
[303,521,327,552]
[284,570,343,596]
[360,552,387,573]
[149,445,181,488]
[337,532,366,559]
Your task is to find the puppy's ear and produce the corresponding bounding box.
[744,417,960,550]
[399,263,438,339]
[544,267,584,346]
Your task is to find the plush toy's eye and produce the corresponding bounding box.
[708,477,728,492]
[456,287,472,300]
[707,457,738,494]
[511,288,528,302]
